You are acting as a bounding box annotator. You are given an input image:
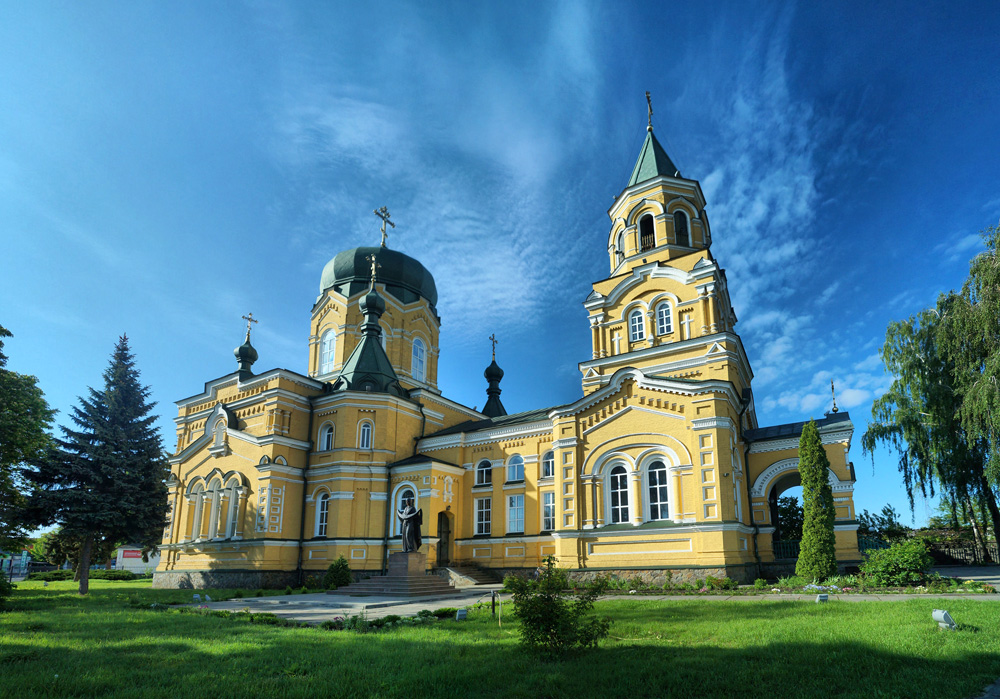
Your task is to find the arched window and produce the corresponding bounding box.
[648,461,669,521]
[639,214,655,251]
[224,479,241,538]
[393,486,416,536]
[656,302,673,335]
[207,479,222,538]
[541,451,554,479]
[213,419,226,448]
[609,465,629,524]
[629,309,645,342]
[189,484,204,540]
[320,424,334,451]
[674,210,689,246]
[320,329,336,374]
[412,338,426,382]
[358,421,373,450]
[476,460,492,486]
[315,492,330,537]
[615,231,624,264]
[507,454,524,482]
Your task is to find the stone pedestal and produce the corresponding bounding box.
[387,551,426,577]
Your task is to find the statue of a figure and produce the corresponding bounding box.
[397,502,423,553]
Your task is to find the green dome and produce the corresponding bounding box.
[320,246,438,310]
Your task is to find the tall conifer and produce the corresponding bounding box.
[795,420,838,581]
[24,335,168,594]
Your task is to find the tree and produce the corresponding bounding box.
[33,527,118,577]
[0,325,55,551]
[22,335,168,595]
[862,261,1000,559]
[857,504,908,542]
[795,420,838,581]
[776,496,803,540]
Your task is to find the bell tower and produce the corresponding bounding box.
[580,99,745,400]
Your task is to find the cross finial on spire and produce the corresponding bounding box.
[241,312,258,341]
[646,91,653,131]
[489,333,498,361]
[831,380,839,414]
[365,253,381,287]
[373,206,395,247]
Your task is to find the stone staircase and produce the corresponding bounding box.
[439,565,502,587]
[326,551,462,599]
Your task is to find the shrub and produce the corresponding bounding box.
[708,576,738,591]
[0,575,15,608]
[302,574,322,590]
[284,586,293,595]
[860,538,933,586]
[234,590,244,598]
[503,556,610,658]
[432,607,457,619]
[299,586,308,594]
[323,556,352,590]
[26,570,73,581]
[753,578,768,590]
[254,589,264,597]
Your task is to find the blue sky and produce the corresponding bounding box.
[2,1,999,526]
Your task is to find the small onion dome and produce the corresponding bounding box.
[360,286,386,317]
[234,336,258,365]
[485,359,504,382]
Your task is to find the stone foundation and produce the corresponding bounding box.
[152,569,300,590]
[568,565,758,586]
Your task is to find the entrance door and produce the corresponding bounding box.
[437,512,451,565]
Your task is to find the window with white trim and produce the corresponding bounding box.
[639,214,655,251]
[475,498,491,536]
[610,465,629,524]
[507,494,524,533]
[675,210,689,246]
[320,329,336,374]
[542,492,555,531]
[655,302,673,335]
[320,424,334,451]
[615,231,624,265]
[629,309,645,342]
[224,480,241,538]
[476,460,492,486]
[189,484,204,540]
[541,451,554,479]
[507,454,524,482]
[648,461,669,521]
[411,338,426,382]
[358,421,373,450]
[316,492,330,537]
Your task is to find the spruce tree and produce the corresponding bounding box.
[23,335,168,594]
[795,420,838,581]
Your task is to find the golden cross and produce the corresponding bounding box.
[646,91,653,129]
[373,206,395,247]
[241,312,258,339]
[365,253,381,284]
[831,380,839,414]
[489,333,498,361]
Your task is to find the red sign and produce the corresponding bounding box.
[122,550,143,559]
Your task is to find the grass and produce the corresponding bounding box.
[3,581,1000,698]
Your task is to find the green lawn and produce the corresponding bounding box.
[2,580,1000,699]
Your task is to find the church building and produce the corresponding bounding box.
[154,121,861,589]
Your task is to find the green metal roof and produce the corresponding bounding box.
[425,405,561,438]
[319,246,438,309]
[627,129,681,188]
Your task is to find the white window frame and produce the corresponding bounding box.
[647,461,670,521]
[320,423,334,452]
[358,420,373,450]
[674,210,689,246]
[541,451,554,479]
[189,484,204,541]
[411,337,426,382]
[506,454,524,482]
[475,497,491,536]
[391,485,417,536]
[541,492,555,532]
[609,465,629,524]
[319,329,336,374]
[315,492,330,537]
[629,309,645,342]
[207,479,222,538]
[656,302,673,335]
[223,479,241,538]
[475,460,492,486]
[507,494,524,534]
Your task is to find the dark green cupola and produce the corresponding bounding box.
[627,126,681,188]
[481,348,507,418]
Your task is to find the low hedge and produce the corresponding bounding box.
[28,569,137,582]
